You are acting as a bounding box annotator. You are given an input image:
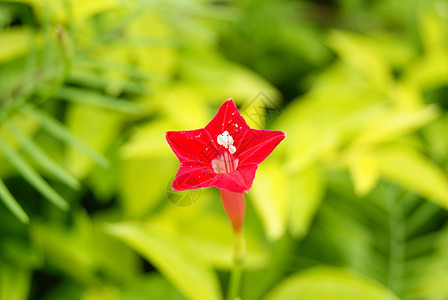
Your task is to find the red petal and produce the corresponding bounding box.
[172,165,216,191]
[205,99,251,146]
[172,164,257,193]
[237,129,286,165]
[213,164,258,193]
[165,129,220,164]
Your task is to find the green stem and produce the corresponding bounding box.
[227,231,244,300]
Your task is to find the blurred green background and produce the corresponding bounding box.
[0,0,447,299]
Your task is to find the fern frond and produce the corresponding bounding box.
[293,176,448,299]
[54,86,146,114]
[0,178,29,224]
[4,120,80,190]
[0,135,69,210]
[22,105,109,168]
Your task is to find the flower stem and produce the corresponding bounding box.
[227,230,244,300]
[220,189,246,300]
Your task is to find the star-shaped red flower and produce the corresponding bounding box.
[165,99,285,193]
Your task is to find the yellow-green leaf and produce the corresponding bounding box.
[106,222,222,300]
[120,120,174,160]
[327,30,392,91]
[264,266,399,300]
[404,51,448,90]
[348,149,380,196]
[0,264,31,300]
[120,158,177,218]
[375,144,448,209]
[169,211,268,269]
[250,161,288,240]
[65,104,121,179]
[0,28,35,63]
[289,165,325,238]
[354,105,439,145]
[419,8,448,54]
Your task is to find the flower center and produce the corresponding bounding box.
[217,131,236,154]
[212,154,238,174]
[212,131,238,174]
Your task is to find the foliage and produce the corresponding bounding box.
[0,0,447,299]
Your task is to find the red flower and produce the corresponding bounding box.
[165,99,285,193]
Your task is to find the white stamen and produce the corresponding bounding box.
[217,131,237,154]
[217,135,227,147]
[229,145,236,154]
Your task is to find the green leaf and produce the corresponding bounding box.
[0,135,69,210]
[278,24,331,66]
[23,105,109,168]
[67,68,152,96]
[0,178,29,224]
[243,235,295,300]
[422,115,448,162]
[81,285,120,300]
[315,201,373,271]
[0,264,31,300]
[86,142,121,201]
[389,82,423,111]
[65,104,121,179]
[120,120,176,160]
[184,216,268,269]
[165,209,268,269]
[34,0,119,23]
[90,219,140,283]
[32,210,97,283]
[0,27,34,63]
[327,30,392,91]
[406,200,441,238]
[404,51,448,90]
[106,222,222,300]
[180,50,281,103]
[1,238,44,269]
[120,158,177,218]
[289,165,325,238]
[348,148,380,196]
[250,161,288,240]
[120,274,183,300]
[157,86,211,129]
[276,72,384,172]
[419,8,447,54]
[142,189,267,269]
[4,120,80,190]
[264,266,399,300]
[54,86,146,114]
[73,56,153,82]
[240,93,268,129]
[354,105,439,145]
[408,225,448,299]
[374,144,448,210]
